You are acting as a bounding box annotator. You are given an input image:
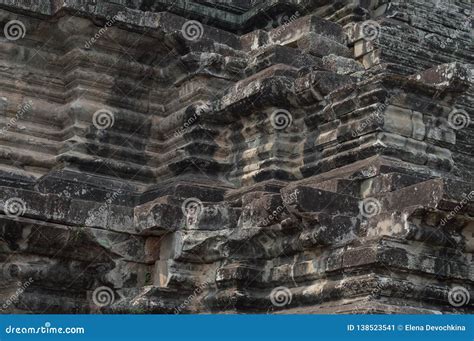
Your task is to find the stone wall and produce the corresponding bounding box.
[0,0,472,313]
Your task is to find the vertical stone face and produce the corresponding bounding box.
[0,0,472,314]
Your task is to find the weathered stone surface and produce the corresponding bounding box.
[0,0,472,314]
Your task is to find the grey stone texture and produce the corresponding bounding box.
[0,0,472,313]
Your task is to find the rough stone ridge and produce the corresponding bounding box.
[0,0,472,314]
